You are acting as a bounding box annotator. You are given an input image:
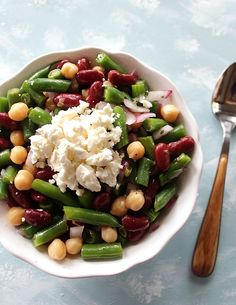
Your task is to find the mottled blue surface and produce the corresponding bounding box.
[1,0,236,304]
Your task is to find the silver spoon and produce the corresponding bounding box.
[192,62,236,277]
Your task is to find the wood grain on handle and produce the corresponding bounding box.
[192,153,228,277]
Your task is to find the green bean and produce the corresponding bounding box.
[111,182,126,197]
[104,86,124,104]
[96,53,127,73]
[20,93,32,106]
[127,161,137,184]
[28,107,52,126]
[38,201,54,211]
[2,165,18,184]
[159,153,191,186]
[79,190,94,209]
[160,124,187,143]
[0,97,9,112]
[131,80,148,98]
[30,78,71,93]
[117,227,128,246]
[48,69,63,80]
[0,178,8,200]
[0,149,10,168]
[64,206,121,227]
[29,65,51,81]
[82,228,102,244]
[32,179,81,207]
[7,88,21,107]
[143,118,167,132]
[138,136,155,160]
[20,80,46,107]
[113,106,129,149]
[81,243,123,260]
[143,208,160,223]
[21,118,36,141]
[33,219,68,247]
[136,157,153,187]
[150,101,158,114]
[53,107,60,115]
[154,183,177,212]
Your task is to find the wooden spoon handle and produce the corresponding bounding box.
[192,121,233,277]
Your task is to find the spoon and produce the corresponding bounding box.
[192,62,236,277]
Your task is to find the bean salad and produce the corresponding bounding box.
[0,52,195,261]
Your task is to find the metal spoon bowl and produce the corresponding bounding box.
[192,62,236,277]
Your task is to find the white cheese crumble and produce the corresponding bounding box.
[30,101,122,194]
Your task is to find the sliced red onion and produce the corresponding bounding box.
[153,125,173,140]
[146,90,172,101]
[124,108,137,125]
[70,225,84,238]
[135,112,156,124]
[124,98,149,113]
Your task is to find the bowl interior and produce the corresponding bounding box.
[0,47,203,278]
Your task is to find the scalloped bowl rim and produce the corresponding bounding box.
[0,47,203,278]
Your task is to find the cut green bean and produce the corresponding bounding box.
[138,136,155,160]
[29,65,51,81]
[104,86,124,104]
[81,243,123,260]
[82,228,102,244]
[33,219,68,247]
[7,88,21,107]
[79,190,94,209]
[0,149,10,168]
[20,80,46,107]
[136,157,153,187]
[160,124,187,143]
[127,161,137,184]
[64,206,121,227]
[159,153,191,185]
[21,118,36,141]
[96,53,127,73]
[143,208,160,223]
[53,107,60,115]
[20,92,32,106]
[0,178,8,200]
[150,101,158,114]
[143,118,167,132]
[2,165,18,184]
[32,179,80,207]
[28,107,52,126]
[154,184,177,212]
[48,69,63,79]
[113,106,129,149]
[0,97,9,112]
[30,78,71,93]
[132,80,148,98]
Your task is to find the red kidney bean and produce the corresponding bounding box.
[86,81,104,107]
[121,215,150,232]
[165,195,178,211]
[128,133,138,142]
[8,184,31,208]
[76,70,104,87]
[0,137,11,151]
[56,59,69,69]
[6,191,18,207]
[54,93,82,108]
[77,57,91,71]
[0,113,20,131]
[148,219,161,233]
[24,209,52,227]
[68,77,79,93]
[30,190,47,203]
[93,192,111,212]
[143,178,160,209]
[167,136,195,157]
[127,229,147,242]
[35,166,55,181]
[108,70,138,86]
[154,143,170,172]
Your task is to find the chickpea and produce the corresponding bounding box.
[48,239,67,261]
[125,190,145,211]
[65,237,83,255]
[127,141,145,160]
[8,102,29,121]
[93,65,105,73]
[110,196,128,217]
[160,104,180,123]
[7,207,25,226]
[14,169,34,190]
[101,226,118,243]
[10,146,27,164]
[10,130,25,146]
[61,62,78,79]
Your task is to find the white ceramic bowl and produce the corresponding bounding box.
[0,47,203,278]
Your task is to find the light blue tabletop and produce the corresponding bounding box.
[1,0,236,304]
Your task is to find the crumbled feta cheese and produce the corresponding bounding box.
[30,102,122,193]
